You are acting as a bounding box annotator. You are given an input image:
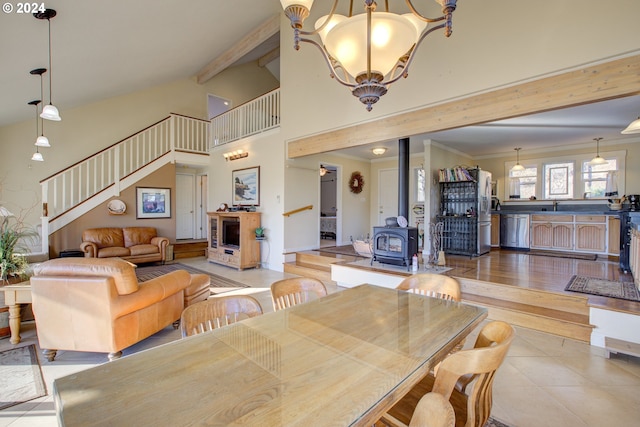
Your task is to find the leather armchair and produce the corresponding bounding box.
[31,258,201,361]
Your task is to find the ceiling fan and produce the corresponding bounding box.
[320,165,334,176]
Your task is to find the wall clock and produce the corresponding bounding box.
[349,171,365,194]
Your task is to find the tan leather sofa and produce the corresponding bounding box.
[80,227,169,264]
[30,257,210,361]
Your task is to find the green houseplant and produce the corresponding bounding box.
[0,206,35,284]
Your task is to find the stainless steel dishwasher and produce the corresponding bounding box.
[500,214,530,249]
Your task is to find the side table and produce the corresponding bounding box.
[0,282,32,344]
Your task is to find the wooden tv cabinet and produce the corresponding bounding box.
[207,211,261,270]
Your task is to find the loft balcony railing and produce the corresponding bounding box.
[39,114,209,249]
[211,88,280,147]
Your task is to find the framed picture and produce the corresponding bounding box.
[136,187,171,218]
[232,166,260,206]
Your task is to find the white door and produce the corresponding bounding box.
[378,168,398,225]
[176,174,195,239]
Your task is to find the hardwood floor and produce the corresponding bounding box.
[442,249,639,314]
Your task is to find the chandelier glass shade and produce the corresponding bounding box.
[622,117,640,134]
[281,0,457,111]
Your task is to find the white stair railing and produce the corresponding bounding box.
[211,88,280,146]
[40,114,209,248]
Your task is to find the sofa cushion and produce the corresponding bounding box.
[34,258,139,295]
[98,247,131,258]
[128,244,160,256]
[82,228,125,249]
[123,227,157,248]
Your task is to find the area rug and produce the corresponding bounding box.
[135,263,249,288]
[565,275,640,302]
[0,345,47,410]
[529,249,597,261]
[485,417,511,427]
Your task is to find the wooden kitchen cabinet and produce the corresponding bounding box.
[530,214,574,250]
[608,216,620,256]
[575,215,606,253]
[491,214,500,247]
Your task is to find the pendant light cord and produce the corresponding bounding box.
[47,17,53,104]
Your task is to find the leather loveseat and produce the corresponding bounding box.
[80,227,169,264]
[30,257,210,361]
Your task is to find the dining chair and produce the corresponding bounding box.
[270,277,327,311]
[380,321,515,427]
[180,295,263,338]
[396,273,461,302]
[377,392,455,427]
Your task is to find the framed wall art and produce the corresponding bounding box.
[136,187,171,218]
[232,166,260,206]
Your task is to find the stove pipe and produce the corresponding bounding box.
[398,138,410,220]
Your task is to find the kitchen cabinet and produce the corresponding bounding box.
[575,215,607,253]
[491,214,500,247]
[530,214,574,250]
[608,216,620,256]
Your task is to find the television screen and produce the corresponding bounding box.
[223,220,240,248]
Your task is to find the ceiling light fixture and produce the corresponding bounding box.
[28,100,45,161]
[280,0,458,111]
[223,149,248,161]
[589,137,607,165]
[510,147,525,172]
[35,8,61,121]
[621,117,640,134]
[30,68,51,147]
[372,147,387,155]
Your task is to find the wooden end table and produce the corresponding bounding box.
[1,281,32,344]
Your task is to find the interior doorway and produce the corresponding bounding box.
[208,94,231,120]
[319,164,340,248]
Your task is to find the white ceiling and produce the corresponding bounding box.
[2,1,638,159]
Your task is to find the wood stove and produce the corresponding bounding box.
[371,225,418,270]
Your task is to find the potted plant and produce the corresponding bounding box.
[0,206,35,284]
[255,226,265,240]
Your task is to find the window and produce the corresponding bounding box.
[582,159,617,198]
[509,166,537,199]
[544,162,574,199]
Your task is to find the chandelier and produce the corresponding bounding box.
[280,0,458,111]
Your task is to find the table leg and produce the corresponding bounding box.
[8,303,22,344]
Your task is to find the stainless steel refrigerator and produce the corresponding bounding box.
[477,169,492,256]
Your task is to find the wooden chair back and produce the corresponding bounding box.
[432,321,515,427]
[270,277,327,311]
[180,295,263,338]
[379,392,455,427]
[396,273,461,302]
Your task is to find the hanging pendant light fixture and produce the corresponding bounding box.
[622,117,640,134]
[589,137,607,165]
[34,8,61,121]
[30,68,51,147]
[28,100,45,161]
[280,0,458,111]
[510,147,525,172]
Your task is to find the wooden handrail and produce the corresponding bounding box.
[283,205,313,217]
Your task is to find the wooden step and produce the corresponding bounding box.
[283,261,333,283]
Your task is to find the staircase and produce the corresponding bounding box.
[285,251,594,342]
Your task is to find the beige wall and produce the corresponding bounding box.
[0,61,279,233]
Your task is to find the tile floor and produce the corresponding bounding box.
[1,257,639,426]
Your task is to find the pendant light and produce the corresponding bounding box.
[28,100,44,161]
[622,117,640,134]
[35,9,61,121]
[589,137,606,165]
[510,147,525,172]
[30,68,50,147]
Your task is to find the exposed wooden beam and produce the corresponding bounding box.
[258,47,280,68]
[287,54,640,158]
[196,14,280,84]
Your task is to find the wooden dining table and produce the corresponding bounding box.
[53,284,487,426]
